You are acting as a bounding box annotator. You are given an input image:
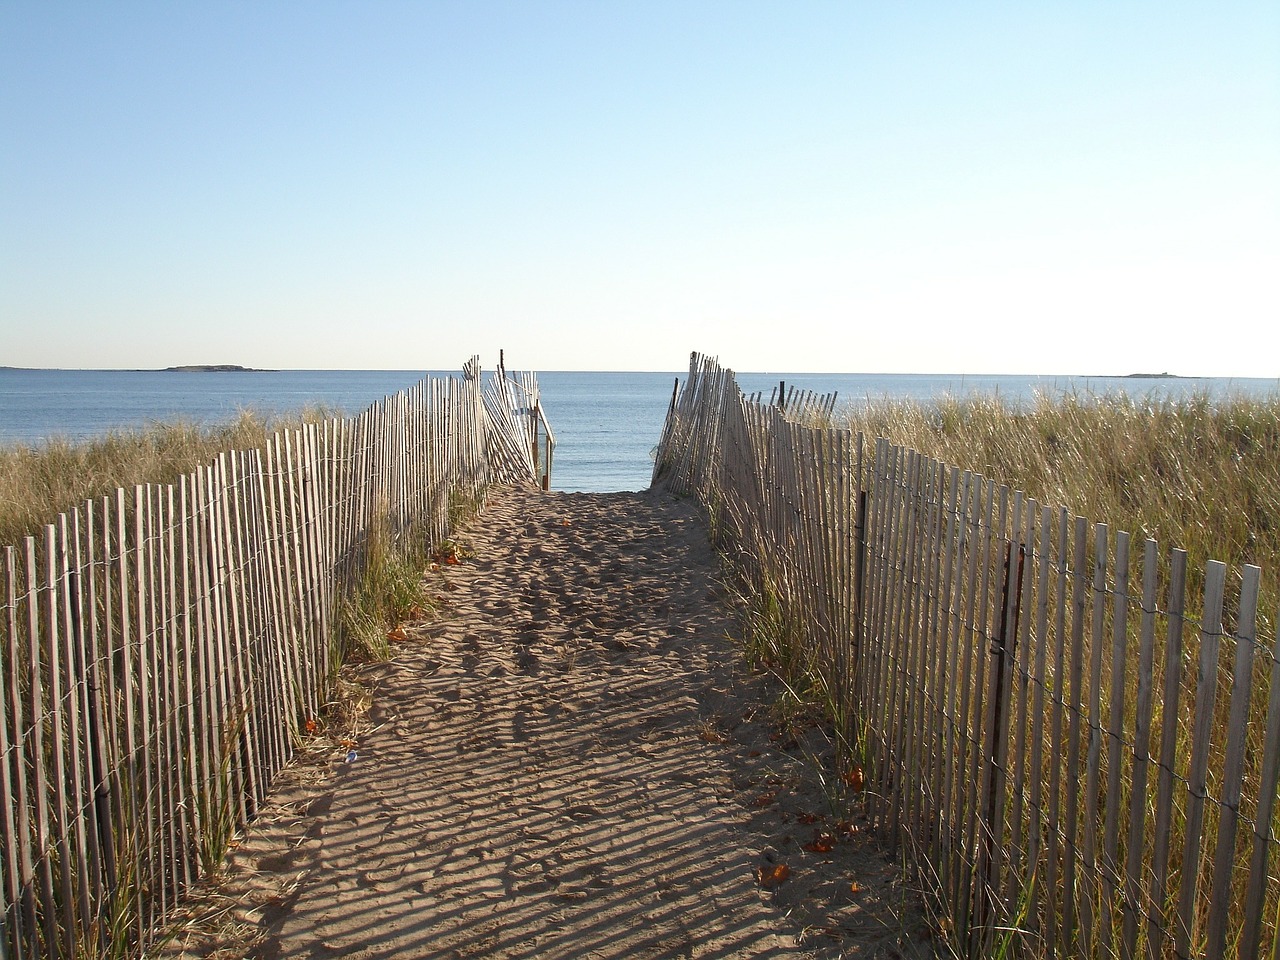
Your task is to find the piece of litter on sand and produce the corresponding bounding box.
[345,750,357,763]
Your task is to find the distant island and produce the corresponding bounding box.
[162,364,267,372]
[1124,372,1186,379]
[0,364,274,371]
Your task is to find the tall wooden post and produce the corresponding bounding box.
[977,540,1025,948]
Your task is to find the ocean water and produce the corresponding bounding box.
[2,368,1276,494]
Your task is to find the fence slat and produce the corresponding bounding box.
[954,475,990,939]
[1174,560,1227,960]
[115,486,144,946]
[1080,522,1109,956]
[42,523,79,957]
[1121,539,1160,960]
[81,502,116,929]
[2,547,34,957]
[1099,529,1130,956]
[63,514,100,928]
[151,486,179,913]
[929,467,961,895]
[1204,565,1261,959]
[959,481,998,950]
[1241,599,1280,960]
[175,479,198,890]
[1025,503,1053,944]
[1147,549,1188,960]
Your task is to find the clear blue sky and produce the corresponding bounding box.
[2,2,1276,374]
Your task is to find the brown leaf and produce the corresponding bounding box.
[796,812,820,825]
[844,764,865,793]
[752,790,777,808]
[803,831,835,854]
[756,863,791,889]
[387,626,408,642]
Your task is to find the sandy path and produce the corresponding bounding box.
[164,487,935,959]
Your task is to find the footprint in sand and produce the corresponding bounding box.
[517,650,541,675]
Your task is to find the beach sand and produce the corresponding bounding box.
[160,485,937,959]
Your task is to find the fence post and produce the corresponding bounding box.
[71,565,119,939]
[978,539,1025,949]
[531,400,540,479]
[540,410,551,492]
[852,488,868,690]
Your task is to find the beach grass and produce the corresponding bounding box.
[843,389,1280,621]
[1,405,446,673]
[336,517,434,665]
[0,407,337,550]
[837,388,1280,954]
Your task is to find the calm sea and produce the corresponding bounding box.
[1,368,1276,493]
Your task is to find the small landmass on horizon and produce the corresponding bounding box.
[162,364,269,372]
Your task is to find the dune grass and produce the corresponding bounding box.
[843,389,1280,622]
[0,403,444,671]
[839,388,1280,955]
[0,407,337,550]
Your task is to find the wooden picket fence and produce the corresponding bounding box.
[653,351,1280,960]
[0,359,553,959]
